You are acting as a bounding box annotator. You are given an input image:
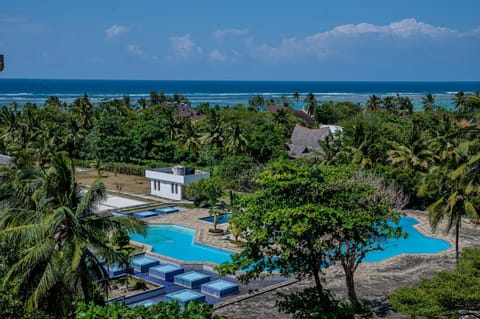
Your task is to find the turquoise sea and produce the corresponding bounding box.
[0,79,479,108]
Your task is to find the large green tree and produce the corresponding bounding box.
[219,160,404,315]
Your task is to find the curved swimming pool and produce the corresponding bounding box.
[130,224,232,264]
[363,216,451,262]
[130,216,451,265]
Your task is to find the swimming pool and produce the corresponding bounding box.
[130,224,232,264]
[130,217,451,265]
[199,213,232,224]
[363,216,451,262]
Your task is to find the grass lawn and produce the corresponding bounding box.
[76,169,150,195]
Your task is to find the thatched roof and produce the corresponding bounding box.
[287,125,331,158]
[177,106,205,121]
[266,105,315,127]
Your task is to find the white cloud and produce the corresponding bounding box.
[105,25,129,39]
[250,18,459,61]
[212,28,248,39]
[169,34,202,58]
[127,44,145,57]
[209,49,227,62]
[308,18,455,40]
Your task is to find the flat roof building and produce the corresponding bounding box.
[145,166,210,200]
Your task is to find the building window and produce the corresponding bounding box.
[171,183,174,193]
[157,181,161,190]
[175,184,178,194]
[153,181,157,191]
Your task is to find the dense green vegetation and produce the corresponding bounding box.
[0,90,479,318]
[390,248,480,318]
[74,301,227,319]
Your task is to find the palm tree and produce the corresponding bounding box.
[272,109,291,127]
[225,123,248,154]
[177,120,201,155]
[161,105,181,140]
[454,91,467,113]
[90,158,104,177]
[72,94,95,130]
[397,96,414,115]
[202,109,225,148]
[365,95,381,112]
[137,98,148,111]
[421,165,479,263]
[382,96,396,113]
[292,92,300,107]
[387,141,436,171]
[421,93,435,112]
[420,133,480,264]
[0,153,146,316]
[303,93,316,115]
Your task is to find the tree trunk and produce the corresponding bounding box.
[344,267,360,310]
[312,269,323,297]
[455,222,460,265]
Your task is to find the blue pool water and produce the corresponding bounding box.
[130,224,232,264]
[363,216,451,262]
[130,217,451,265]
[199,213,232,224]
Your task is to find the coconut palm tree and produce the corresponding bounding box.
[177,119,201,155]
[420,132,480,264]
[225,123,248,154]
[454,91,467,113]
[0,152,146,317]
[382,96,396,113]
[272,108,291,127]
[397,96,414,115]
[292,92,300,107]
[387,141,437,171]
[421,165,479,264]
[365,95,381,112]
[202,109,225,148]
[303,93,316,116]
[421,93,435,112]
[72,94,95,130]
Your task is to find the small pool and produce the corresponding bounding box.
[134,210,158,219]
[132,207,179,219]
[130,217,451,265]
[199,213,232,224]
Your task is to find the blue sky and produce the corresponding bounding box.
[1,0,480,80]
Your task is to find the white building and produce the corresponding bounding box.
[145,166,210,200]
[319,125,344,135]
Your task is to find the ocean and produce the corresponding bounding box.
[0,79,478,108]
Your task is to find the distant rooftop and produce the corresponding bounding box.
[177,105,205,121]
[287,125,331,158]
[266,105,315,127]
[0,155,14,165]
[148,166,205,176]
